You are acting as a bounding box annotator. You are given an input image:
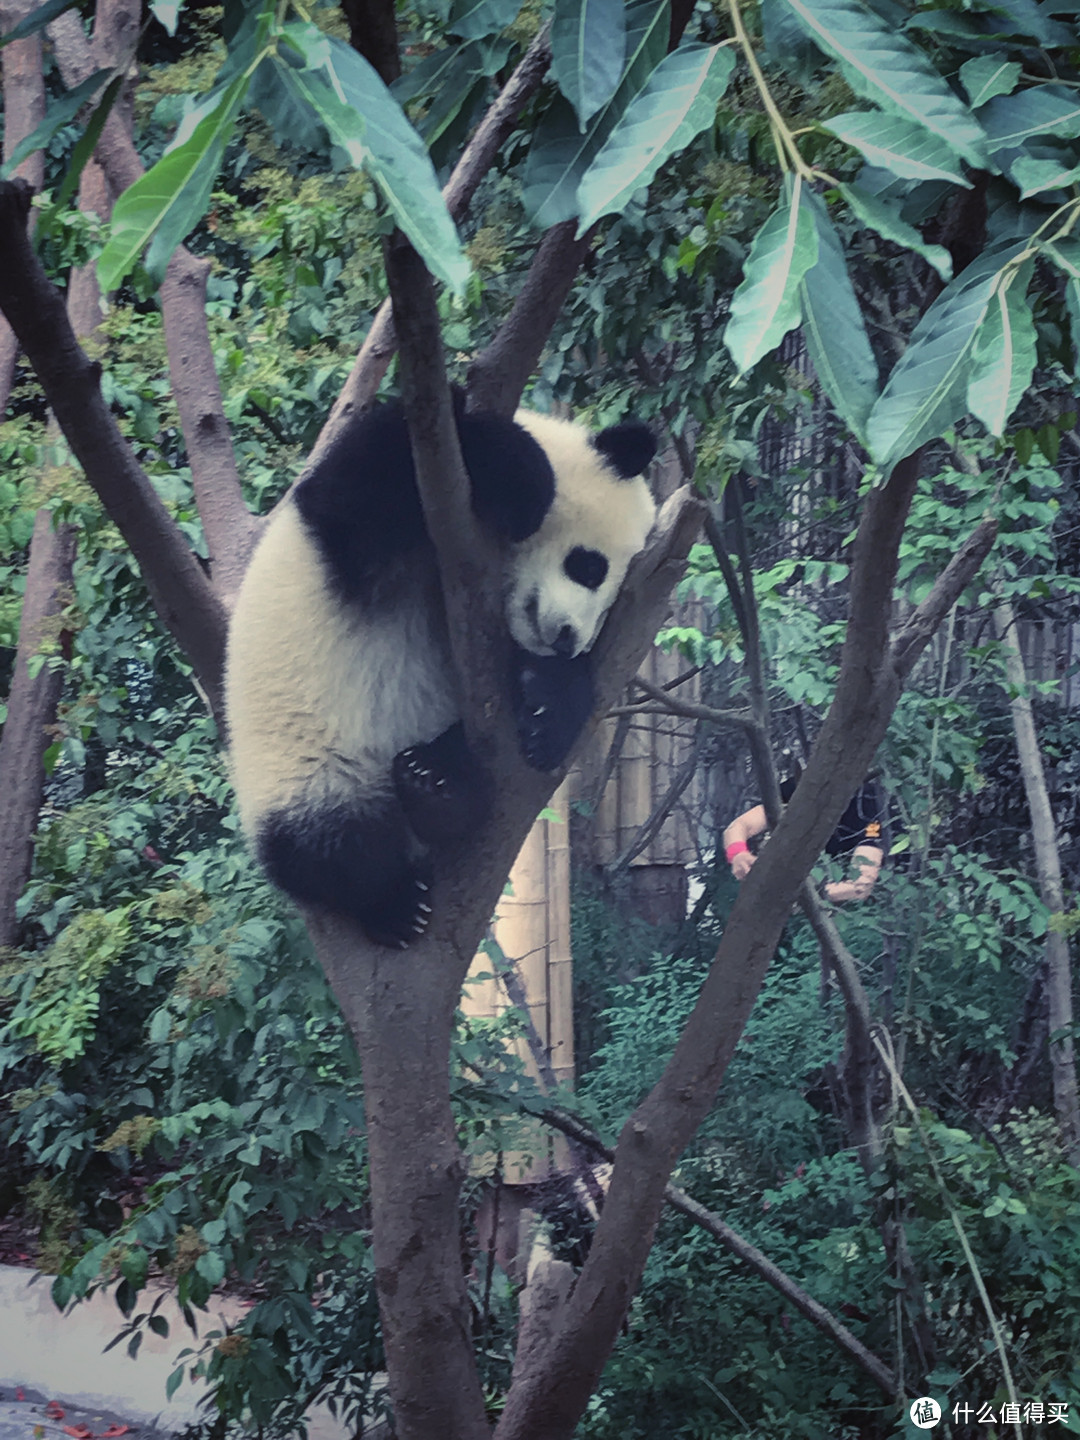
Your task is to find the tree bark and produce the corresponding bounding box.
[492,452,935,1440]
[0,180,229,715]
[993,600,1080,1159]
[0,0,46,412]
[0,512,77,948]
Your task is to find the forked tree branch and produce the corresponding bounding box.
[493,451,928,1440]
[48,7,255,592]
[0,180,228,713]
[305,25,554,467]
[536,1107,898,1398]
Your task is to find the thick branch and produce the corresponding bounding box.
[0,180,228,713]
[0,0,46,413]
[158,249,260,599]
[493,451,926,1440]
[467,221,596,415]
[537,1108,898,1399]
[0,512,76,947]
[48,10,255,594]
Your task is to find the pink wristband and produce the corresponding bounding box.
[725,840,749,862]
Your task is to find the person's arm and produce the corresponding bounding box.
[822,844,883,902]
[723,805,768,880]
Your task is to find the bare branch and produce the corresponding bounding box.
[382,235,508,749]
[468,221,597,415]
[0,180,228,713]
[537,1107,898,1399]
[158,249,261,599]
[890,515,998,680]
[626,673,754,729]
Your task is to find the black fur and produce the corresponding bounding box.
[592,420,657,480]
[393,722,494,844]
[258,803,434,949]
[512,647,595,773]
[294,397,555,605]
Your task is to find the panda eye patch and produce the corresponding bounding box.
[564,546,608,590]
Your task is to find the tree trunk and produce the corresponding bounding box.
[0,511,77,947]
[0,0,45,412]
[993,601,1080,1159]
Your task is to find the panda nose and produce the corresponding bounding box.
[552,625,576,656]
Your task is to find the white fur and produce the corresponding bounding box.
[225,409,656,840]
[508,411,656,657]
[225,504,458,835]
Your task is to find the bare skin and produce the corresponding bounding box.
[722,804,883,902]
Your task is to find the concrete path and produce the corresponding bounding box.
[0,1266,355,1439]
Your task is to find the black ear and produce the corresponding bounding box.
[593,419,657,478]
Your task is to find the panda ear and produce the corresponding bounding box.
[593,420,657,479]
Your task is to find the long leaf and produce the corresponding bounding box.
[822,110,971,186]
[2,68,112,177]
[447,0,522,40]
[799,190,878,443]
[979,85,1080,151]
[96,71,251,292]
[778,0,988,166]
[966,261,1037,436]
[278,24,469,292]
[575,44,735,233]
[839,182,952,281]
[551,0,626,129]
[723,174,818,376]
[959,56,1021,108]
[0,0,78,46]
[865,240,1030,468]
[522,0,669,228]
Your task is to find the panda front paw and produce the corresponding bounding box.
[514,654,592,772]
[361,862,435,950]
[393,724,493,844]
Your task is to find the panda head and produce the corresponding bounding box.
[507,411,658,658]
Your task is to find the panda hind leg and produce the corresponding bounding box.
[393,722,494,845]
[258,804,433,949]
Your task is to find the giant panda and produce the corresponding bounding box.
[224,394,657,948]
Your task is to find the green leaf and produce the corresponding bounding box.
[966,261,1037,435]
[551,0,627,129]
[1008,151,1080,198]
[724,174,818,376]
[277,25,469,292]
[822,110,972,186]
[447,0,522,40]
[522,0,669,228]
[96,71,251,291]
[838,182,952,281]
[575,44,735,233]
[979,85,1080,151]
[1063,276,1080,374]
[48,75,125,214]
[959,56,1021,108]
[778,0,988,166]
[0,0,79,46]
[866,240,1030,468]
[2,68,112,177]
[799,190,878,442]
